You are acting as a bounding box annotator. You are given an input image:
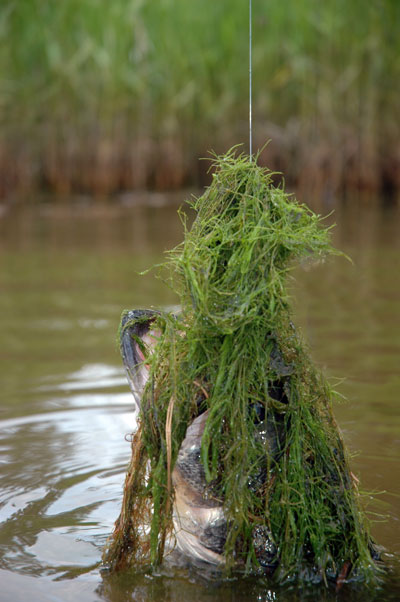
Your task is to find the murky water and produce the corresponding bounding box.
[0,198,399,601]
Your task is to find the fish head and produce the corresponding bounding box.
[119,308,280,569]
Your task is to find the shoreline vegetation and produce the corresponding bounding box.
[1,1,399,202]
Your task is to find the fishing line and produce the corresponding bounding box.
[249,0,253,161]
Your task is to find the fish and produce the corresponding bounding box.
[119,309,282,570]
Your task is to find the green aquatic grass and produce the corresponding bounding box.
[103,149,383,587]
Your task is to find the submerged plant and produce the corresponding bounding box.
[103,148,382,587]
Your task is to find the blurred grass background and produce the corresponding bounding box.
[0,0,399,199]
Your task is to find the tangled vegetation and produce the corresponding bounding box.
[104,149,382,587]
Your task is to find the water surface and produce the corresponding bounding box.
[0,198,399,601]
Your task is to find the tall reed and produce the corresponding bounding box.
[1,0,399,197]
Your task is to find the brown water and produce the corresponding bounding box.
[0,198,399,601]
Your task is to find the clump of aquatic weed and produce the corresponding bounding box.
[103,148,383,589]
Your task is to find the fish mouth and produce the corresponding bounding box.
[119,309,161,408]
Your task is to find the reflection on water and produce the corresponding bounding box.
[0,362,135,584]
[0,199,399,601]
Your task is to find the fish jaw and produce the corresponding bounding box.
[119,309,161,409]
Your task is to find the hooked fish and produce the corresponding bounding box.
[120,309,284,570]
